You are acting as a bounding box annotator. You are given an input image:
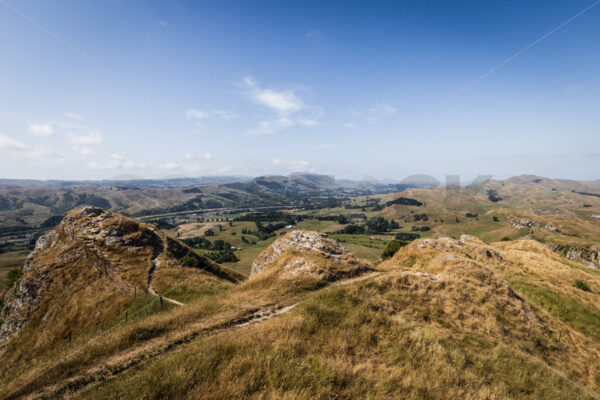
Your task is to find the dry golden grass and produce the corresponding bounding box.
[0,208,241,371]
[3,228,600,399]
[76,263,598,399]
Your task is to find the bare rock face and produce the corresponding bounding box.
[250,230,371,281]
[510,218,560,233]
[413,235,503,261]
[544,243,600,270]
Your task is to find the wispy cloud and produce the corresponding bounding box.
[185,109,238,122]
[23,146,66,165]
[366,104,397,123]
[564,79,600,93]
[63,112,82,120]
[185,109,210,120]
[272,158,314,172]
[305,29,321,41]
[29,123,55,137]
[210,110,238,121]
[88,153,145,170]
[158,20,168,27]
[158,162,179,170]
[68,131,103,145]
[243,76,304,114]
[0,134,28,151]
[241,76,324,134]
[183,152,214,160]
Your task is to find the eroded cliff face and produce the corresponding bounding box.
[0,207,240,356]
[545,243,600,269]
[509,217,599,269]
[250,230,372,281]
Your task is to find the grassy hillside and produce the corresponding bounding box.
[0,207,242,367]
[2,229,600,399]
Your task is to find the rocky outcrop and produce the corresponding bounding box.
[510,218,560,233]
[250,230,372,281]
[0,207,241,355]
[414,234,503,261]
[544,243,600,269]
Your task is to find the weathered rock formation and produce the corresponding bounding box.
[0,207,241,356]
[250,230,372,281]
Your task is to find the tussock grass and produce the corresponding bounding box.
[4,230,600,399]
[77,272,597,399]
[511,280,600,341]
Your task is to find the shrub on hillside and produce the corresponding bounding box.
[574,280,591,292]
[365,217,399,234]
[395,232,420,241]
[6,266,23,288]
[336,224,366,234]
[487,189,503,202]
[381,240,408,260]
[179,255,198,268]
[337,215,349,224]
[385,197,423,207]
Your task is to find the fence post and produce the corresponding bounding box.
[126,311,128,323]
[101,319,105,333]
[160,295,163,308]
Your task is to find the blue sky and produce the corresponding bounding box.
[0,0,599,181]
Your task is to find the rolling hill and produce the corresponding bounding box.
[1,214,600,398]
[378,175,600,269]
[0,206,242,366]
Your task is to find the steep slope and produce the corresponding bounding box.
[63,235,600,399]
[0,206,242,363]
[0,229,374,399]
[3,229,600,399]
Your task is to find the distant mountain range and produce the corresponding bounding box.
[0,173,423,231]
[0,176,253,189]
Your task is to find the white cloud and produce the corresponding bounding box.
[183,153,213,161]
[68,131,103,145]
[250,117,295,135]
[29,123,55,137]
[72,146,94,155]
[345,122,358,128]
[185,109,210,120]
[0,134,28,151]
[23,146,65,165]
[63,112,82,120]
[158,162,179,170]
[366,104,397,123]
[242,76,324,134]
[209,110,238,120]
[243,76,304,115]
[185,109,238,122]
[272,158,314,172]
[158,20,168,27]
[88,153,145,170]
